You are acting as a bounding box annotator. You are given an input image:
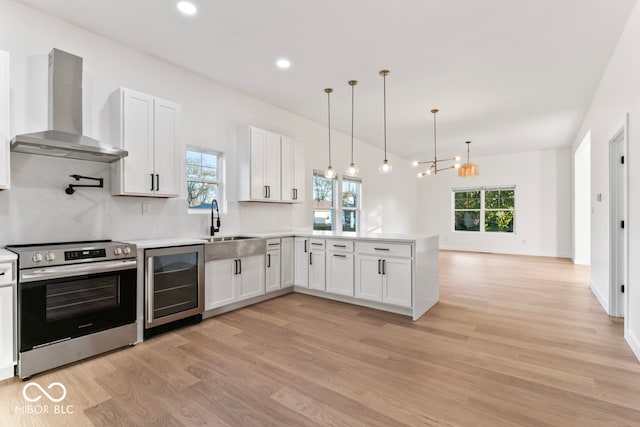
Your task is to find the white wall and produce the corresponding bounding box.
[0,0,417,247]
[573,133,591,265]
[571,0,640,360]
[417,148,572,258]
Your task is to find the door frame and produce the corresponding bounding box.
[608,114,628,318]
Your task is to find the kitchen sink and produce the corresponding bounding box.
[204,236,266,261]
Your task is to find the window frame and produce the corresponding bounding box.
[340,176,362,232]
[186,147,224,214]
[312,170,337,231]
[451,186,516,233]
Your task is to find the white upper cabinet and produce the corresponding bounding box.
[237,126,303,203]
[0,51,9,190]
[111,88,180,197]
[281,136,304,202]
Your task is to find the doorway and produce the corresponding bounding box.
[609,117,628,318]
[574,132,591,265]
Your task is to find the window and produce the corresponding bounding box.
[341,177,361,232]
[453,186,515,233]
[186,148,221,210]
[312,170,336,230]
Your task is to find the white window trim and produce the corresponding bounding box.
[312,169,337,231]
[340,175,362,232]
[186,146,226,214]
[451,186,516,234]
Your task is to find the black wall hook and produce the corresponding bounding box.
[65,174,104,194]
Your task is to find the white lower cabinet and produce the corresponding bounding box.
[205,255,265,310]
[281,237,294,287]
[294,237,309,287]
[326,252,354,296]
[355,255,412,308]
[266,239,282,292]
[308,240,325,291]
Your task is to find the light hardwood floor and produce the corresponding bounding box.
[2,251,640,426]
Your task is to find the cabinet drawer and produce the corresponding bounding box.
[355,241,412,258]
[0,262,13,285]
[309,239,325,250]
[326,239,354,252]
[266,238,281,248]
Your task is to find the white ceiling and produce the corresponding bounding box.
[17,0,637,159]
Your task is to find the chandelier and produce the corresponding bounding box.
[414,108,460,177]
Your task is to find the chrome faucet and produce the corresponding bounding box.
[210,199,220,236]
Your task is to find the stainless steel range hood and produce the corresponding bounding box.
[11,49,127,163]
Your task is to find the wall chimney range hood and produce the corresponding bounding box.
[11,49,127,163]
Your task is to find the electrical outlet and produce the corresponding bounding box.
[240,206,249,215]
[141,203,150,215]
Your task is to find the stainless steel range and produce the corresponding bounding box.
[6,240,137,379]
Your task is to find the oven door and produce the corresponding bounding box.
[18,260,137,352]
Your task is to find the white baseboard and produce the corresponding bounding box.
[625,328,640,362]
[589,281,610,315]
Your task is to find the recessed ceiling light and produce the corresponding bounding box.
[177,1,197,15]
[276,59,291,69]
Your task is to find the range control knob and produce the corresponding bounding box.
[45,251,56,262]
[114,247,123,256]
[123,247,132,255]
[32,253,43,263]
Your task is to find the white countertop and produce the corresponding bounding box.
[123,238,207,249]
[0,249,17,262]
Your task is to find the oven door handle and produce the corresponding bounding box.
[20,260,137,283]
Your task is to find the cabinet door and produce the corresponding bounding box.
[238,255,265,300]
[281,238,294,287]
[0,51,9,190]
[0,285,14,371]
[205,259,236,310]
[292,139,305,202]
[281,136,295,202]
[153,98,180,197]
[355,255,383,302]
[122,89,155,195]
[294,238,309,287]
[249,127,268,200]
[326,252,354,296]
[264,131,281,200]
[382,258,412,308]
[309,251,326,291]
[266,250,281,292]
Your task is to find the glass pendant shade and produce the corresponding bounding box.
[346,162,359,177]
[324,166,336,179]
[378,159,393,174]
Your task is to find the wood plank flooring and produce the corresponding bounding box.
[2,251,640,426]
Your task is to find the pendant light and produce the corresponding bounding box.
[346,80,359,177]
[324,88,336,179]
[378,70,393,174]
[458,140,479,178]
[414,108,460,177]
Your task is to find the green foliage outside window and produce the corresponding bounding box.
[453,188,515,233]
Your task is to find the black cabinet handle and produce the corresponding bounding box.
[156,174,159,191]
[234,259,238,275]
[0,272,5,276]
[311,243,323,246]
[150,173,155,191]
[293,188,297,200]
[264,186,268,198]
[382,259,386,275]
[267,254,271,268]
[378,259,381,274]
[304,240,308,253]
[374,247,390,251]
[333,244,346,248]
[238,259,242,274]
[333,254,346,258]
[267,185,271,198]
[309,252,313,265]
